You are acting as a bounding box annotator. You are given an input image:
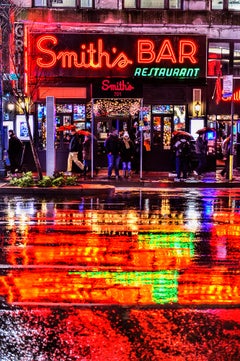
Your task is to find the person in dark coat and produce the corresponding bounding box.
[8,130,24,174]
[67,127,84,174]
[104,128,121,179]
[120,132,135,178]
[173,137,191,181]
[194,133,208,176]
[82,134,98,177]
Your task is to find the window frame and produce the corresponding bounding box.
[33,0,94,8]
[123,0,182,10]
[211,0,240,11]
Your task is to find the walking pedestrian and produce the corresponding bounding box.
[104,128,121,179]
[194,133,208,176]
[129,122,140,173]
[120,132,134,178]
[8,130,24,174]
[173,137,191,181]
[220,135,231,179]
[82,134,98,177]
[66,127,84,175]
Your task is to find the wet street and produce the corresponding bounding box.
[0,188,240,361]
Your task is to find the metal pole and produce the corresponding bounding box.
[0,29,6,178]
[229,94,234,181]
[139,98,143,180]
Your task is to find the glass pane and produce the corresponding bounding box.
[124,0,136,8]
[51,0,76,7]
[208,42,230,76]
[56,104,73,113]
[174,105,186,131]
[153,116,161,145]
[140,0,164,8]
[212,0,223,10]
[152,105,173,114]
[37,104,46,149]
[34,0,47,6]
[234,43,240,57]
[229,0,240,10]
[142,106,151,151]
[169,0,181,9]
[163,117,172,150]
[81,0,93,7]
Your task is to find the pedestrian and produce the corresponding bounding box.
[120,132,134,178]
[8,130,24,174]
[104,128,121,179]
[66,127,84,175]
[173,137,191,181]
[220,135,231,179]
[82,134,98,177]
[129,122,140,173]
[194,133,208,176]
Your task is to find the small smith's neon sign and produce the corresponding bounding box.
[31,34,206,79]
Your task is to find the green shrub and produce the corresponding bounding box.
[9,172,79,187]
[52,176,65,187]
[65,175,77,185]
[37,176,53,187]
[9,172,35,187]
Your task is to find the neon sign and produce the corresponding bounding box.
[30,34,206,79]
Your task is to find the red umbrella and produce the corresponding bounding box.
[77,129,97,139]
[57,125,76,131]
[196,127,216,134]
[172,130,194,139]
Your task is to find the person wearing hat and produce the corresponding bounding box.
[120,132,134,178]
[66,127,84,174]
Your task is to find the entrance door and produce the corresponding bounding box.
[143,114,174,171]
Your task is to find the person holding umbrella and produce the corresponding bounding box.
[194,132,208,176]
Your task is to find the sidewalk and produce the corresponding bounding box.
[79,168,240,188]
[0,168,240,196]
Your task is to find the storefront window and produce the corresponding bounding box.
[208,42,230,76]
[163,117,172,150]
[174,105,186,131]
[152,105,173,114]
[80,0,93,7]
[37,104,46,149]
[56,104,72,113]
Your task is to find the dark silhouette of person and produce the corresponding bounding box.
[173,137,191,181]
[67,127,84,174]
[104,128,121,179]
[194,133,208,176]
[8,130,24,174]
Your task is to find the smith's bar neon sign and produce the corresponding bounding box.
[30,34,206,79]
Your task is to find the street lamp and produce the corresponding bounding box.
[194,101,201,117]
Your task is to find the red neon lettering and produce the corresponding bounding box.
[36,35,57,68]
[138,38,198,64]
[179,40,197,64]
[36,36,133,69]
[156,39,177,63]
[101,79,134,91]
[138,40,155,63]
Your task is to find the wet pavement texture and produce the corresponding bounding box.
[0,188,240,361]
